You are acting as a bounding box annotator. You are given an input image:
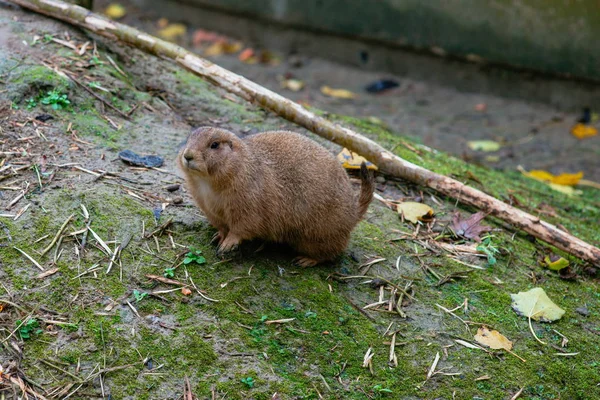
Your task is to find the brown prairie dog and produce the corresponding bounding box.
[177,127,375,267]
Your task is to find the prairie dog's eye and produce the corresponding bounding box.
[210,141,219,149]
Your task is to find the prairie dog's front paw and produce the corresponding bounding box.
[211,230,228,246]
[217,233,241,255]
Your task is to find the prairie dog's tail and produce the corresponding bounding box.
[357,162,375,219]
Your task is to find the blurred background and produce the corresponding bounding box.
[95,0,600,180]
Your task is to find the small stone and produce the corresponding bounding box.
[375,176,386,184]
[575,306,589,317]
[172,196,183,204]
[165,184,180,192]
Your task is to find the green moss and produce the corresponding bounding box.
[5,64,72,103]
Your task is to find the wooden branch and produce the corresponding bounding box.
[8,0,600,265]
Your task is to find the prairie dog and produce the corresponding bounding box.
[177,127,374,267]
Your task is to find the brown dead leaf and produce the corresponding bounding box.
[474,326,513,351]
[36,267,59,279]
[452,211,492,242]
[181,287,192,296]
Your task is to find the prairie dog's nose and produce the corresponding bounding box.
[183,151,193,161]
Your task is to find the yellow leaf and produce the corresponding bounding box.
[336,148,377,170]
[280,79,305,92]
[104,3,126,19]
[571,123,598,139]
[397,202,434,224]
[543,255,569,271]
[474,326,513,351]
[526,170,555,182]
[321,86,357,99]
[520,169,584,195]
[511,287,565,322]
[548,183,581,196]
[467,140,501,152]
[157,23,187,42]
[203,41,242,57]
[552,172,584,186]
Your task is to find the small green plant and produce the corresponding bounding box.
[133,289,148,302]
[305,311,317,318]
[16,318,43,340]
[89,56,104,65]
[26,98,37,109]
[163,267,175,278]
[240,377,255,388]
[184,247,206,265]
[476,234,500,266]
[40,90,70,110]
[373,384,392,395]
[43,34,54,43]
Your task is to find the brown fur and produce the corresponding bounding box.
[177,126,375,266]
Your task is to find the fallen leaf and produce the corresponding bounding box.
[474,103,487,112]
[157,17,169,29]
[181,287,192,296]
[571,123,598,139]
[397,202,435,224]
[203,40,242,56]
[36,267,59,279]
[192,29,225,47]
[336,148,378,170]
[365,79,399,93]
[259,50,280,65]
[321,86,357,99]
[239,48,256,63]
[467,140,501,152]
[525,170,583,186]
[519,168,583,196]
[542,254,569,271]
[157,23,187,42]
[280,79,305,92]
[104,3,126,19]
[484,155,501,163]
[474,326,513,351]
[511,287,565,322]
[452,211,492,242]
[547,183,581,196]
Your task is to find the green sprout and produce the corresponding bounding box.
[40,89,70,110]
[133,289,148,302]
[240,377,255,388]
[476,235,500,266]
[16,318,43,340]
[163,267,175,278]
[183,247,206,265]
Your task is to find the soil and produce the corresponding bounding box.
[98,0,600,182]
[1,3,600,400]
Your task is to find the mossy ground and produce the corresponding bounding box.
[1,6,600,400]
